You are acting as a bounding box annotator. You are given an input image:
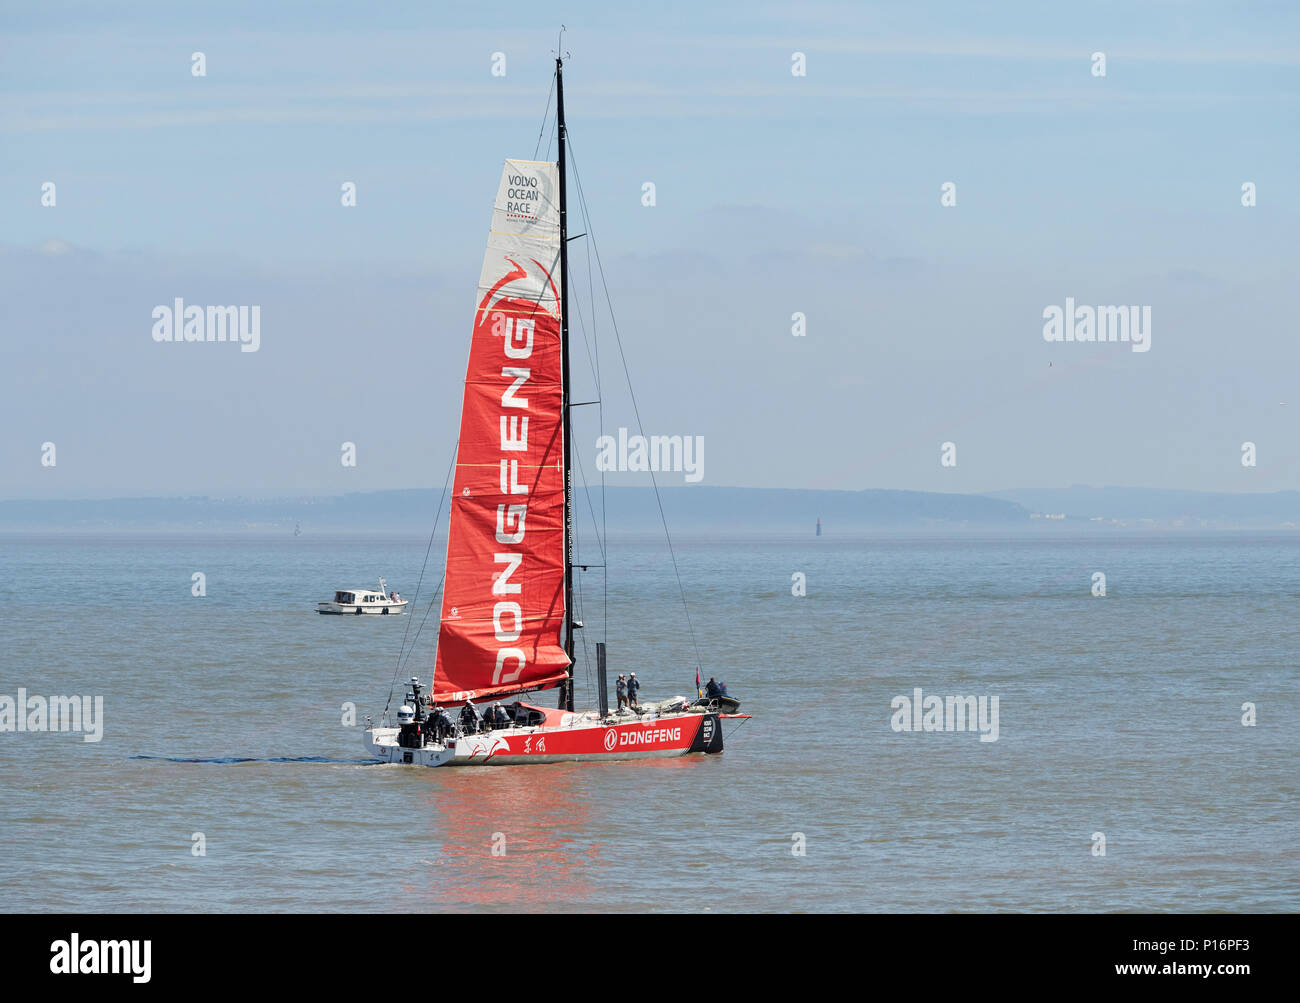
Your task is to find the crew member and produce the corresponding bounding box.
[430,707,452,743]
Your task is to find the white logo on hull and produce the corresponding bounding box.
[619,727,682,747]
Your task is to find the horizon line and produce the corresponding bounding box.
[4,484,1299,505]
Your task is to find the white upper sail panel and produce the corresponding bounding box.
[479,160,561,322]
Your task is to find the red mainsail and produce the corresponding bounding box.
[432,160,570,705]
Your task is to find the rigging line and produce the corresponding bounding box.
[572,413,605,569]
[566,130,705,677]
[569,504,590,711]
[397,536,463,670]
[564,179,606,562]
[386,441,457,716]
[542,114,557,166]
[556,139,607,643]
[586,173,607,649]
[576,570,595,712]
[567,247,607,560]
[568,254,603,402]
[565,143,607,644]
[532,72,556,162]
[391,440,455,672]
[587,198,607,649]
[570,339,608,566]
[722,715,753,745]
[397,565,448,676]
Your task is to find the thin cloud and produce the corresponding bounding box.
[4,83,1286,133]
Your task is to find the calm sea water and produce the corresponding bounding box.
[1,531,1296,912]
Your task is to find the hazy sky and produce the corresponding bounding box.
[2,1,1298,499]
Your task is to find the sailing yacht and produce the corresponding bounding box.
[362,57,747,766]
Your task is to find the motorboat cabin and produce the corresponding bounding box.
[317,579,408,615]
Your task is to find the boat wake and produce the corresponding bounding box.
[130,755,379,765]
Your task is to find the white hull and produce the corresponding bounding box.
[318,600,408,615]
[363,708,728,767]
[366,728,456,766]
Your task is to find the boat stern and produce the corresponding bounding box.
[363,726,454,767]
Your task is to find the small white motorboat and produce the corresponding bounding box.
[317,578,408,615]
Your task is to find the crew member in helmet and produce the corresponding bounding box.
[459,699,480,734]
[430,707,452,743]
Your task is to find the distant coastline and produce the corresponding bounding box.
[2,486,1298,533]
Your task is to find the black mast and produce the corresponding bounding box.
[557,56,575,712]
